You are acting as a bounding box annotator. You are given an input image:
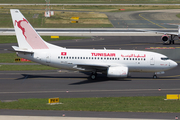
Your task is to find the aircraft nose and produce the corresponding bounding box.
[170,60,178,68]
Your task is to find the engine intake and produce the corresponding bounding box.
[107,66,128,78]
[161,35,169,42]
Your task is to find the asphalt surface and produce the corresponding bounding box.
[106,9,180,28]
[0,109,179,119]
[0,68,180,100]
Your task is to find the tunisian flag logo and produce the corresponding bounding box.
[61,52,67,56]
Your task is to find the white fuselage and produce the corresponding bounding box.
[17,48,177,73]
[10,9,178,79]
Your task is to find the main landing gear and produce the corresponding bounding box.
[90,72,97,80]
[169,35,175,45]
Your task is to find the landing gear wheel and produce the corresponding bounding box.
[90,73,97,80]
[153,75,157,79]
[172,40,175,44]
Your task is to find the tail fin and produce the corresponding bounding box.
[10,9,49,50]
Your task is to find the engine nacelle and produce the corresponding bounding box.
[161,35,169,42]
[107,66,128,78]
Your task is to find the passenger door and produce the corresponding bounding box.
[150,56,155,65]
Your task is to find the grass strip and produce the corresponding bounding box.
[0,65,58,71]
[1,0,180,4]
[0,96,180,113]
[0,53,19,63]
[0,8,113,28]
[176,13,180,19]
[0,36,89,44]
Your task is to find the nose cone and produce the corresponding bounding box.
[170,60,178,68]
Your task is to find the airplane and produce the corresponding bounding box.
[140,24,180,45]
[10,9,178,80]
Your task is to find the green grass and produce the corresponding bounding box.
[1,0,180,4]
[0,96,180,113]
[176,13,180,19]
[1,4,180,28]
[0,36,89,44]
[0,65,58,71]
[0,9,113,28]
[0,53,19,63]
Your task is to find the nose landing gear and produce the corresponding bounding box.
[153,75,157,79]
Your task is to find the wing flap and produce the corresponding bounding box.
[75,64,109,71]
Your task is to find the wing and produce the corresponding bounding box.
[155,32,179,36]
[74,64,109,72]
[138,29,179,36]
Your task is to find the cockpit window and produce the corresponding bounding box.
[161,57,169,60]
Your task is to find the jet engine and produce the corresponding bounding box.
[161,35,169,43]
[107,66,128,78]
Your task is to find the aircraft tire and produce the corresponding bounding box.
[153,75,157,79]
[90,73,97,80]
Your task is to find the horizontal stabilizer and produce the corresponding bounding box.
[12,46,34,53]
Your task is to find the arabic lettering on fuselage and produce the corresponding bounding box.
[121,54,146,58]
